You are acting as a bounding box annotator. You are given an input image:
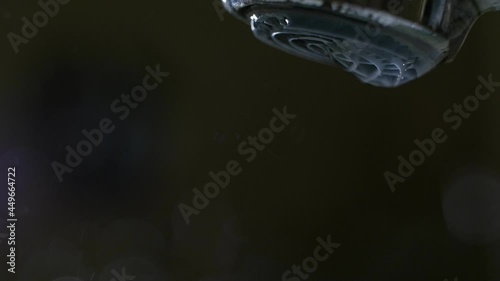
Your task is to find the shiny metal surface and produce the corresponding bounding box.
[223,0,499,87]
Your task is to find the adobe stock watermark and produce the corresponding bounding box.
[385,74,500,192]
[110,268,135,281]
[178,106,297,225]
[52,267,135,281]
[282,235,341,281]
[333,0,406,53]
[51,64,170,183]
[7,0,71,54]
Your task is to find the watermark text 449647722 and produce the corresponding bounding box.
[6,167,17,274]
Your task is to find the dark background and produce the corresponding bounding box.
[0,0,500,280]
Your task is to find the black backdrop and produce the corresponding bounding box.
[0,1,500,280]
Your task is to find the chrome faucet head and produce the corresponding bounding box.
[222,0,499,87]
